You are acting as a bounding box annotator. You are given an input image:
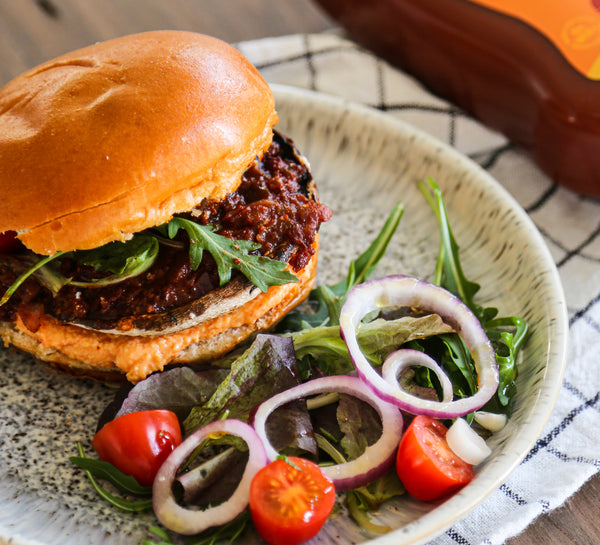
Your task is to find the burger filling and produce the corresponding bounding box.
[0,133,331,332]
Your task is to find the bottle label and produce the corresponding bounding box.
[468,0,600,79]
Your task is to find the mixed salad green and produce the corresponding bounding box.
[70,178,528,545]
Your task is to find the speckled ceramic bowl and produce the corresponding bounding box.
[0,85,568,545]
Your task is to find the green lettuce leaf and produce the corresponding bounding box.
[113,366,230,423]
[183,335,317,457]
[337,394,382,461]
[290,313,454,378]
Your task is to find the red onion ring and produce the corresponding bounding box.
[382,348,454,403]
[339,275,498,418]
[252,375,403,491]
[153,419,267,535]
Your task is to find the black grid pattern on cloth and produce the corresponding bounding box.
[237,33,600,545]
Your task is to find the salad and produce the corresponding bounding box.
[71,178,528,545]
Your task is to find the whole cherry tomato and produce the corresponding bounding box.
[396,415,474,501]
[0,231,22,253]
[92,409,182,487]
[249,456,336,545]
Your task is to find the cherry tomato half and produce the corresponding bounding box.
[249,457,336,545]
[0,231,22,253]
[92,409,182,487]
[396,415,474,501]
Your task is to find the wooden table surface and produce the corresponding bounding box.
[0,2,597,544]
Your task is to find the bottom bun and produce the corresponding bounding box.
[0,247,318,383]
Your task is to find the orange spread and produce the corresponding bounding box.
[15,263,313,382]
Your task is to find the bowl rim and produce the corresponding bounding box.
[271,83,569,545]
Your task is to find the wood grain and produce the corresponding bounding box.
[0,1,596,544]
[0,0,334,83]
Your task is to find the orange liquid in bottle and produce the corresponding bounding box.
[315,0,600,197]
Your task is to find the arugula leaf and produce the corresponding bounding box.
[1,212,301,306]
[438,334,478,397]
[484,315,528,409]
[419,178,485,320]
[70,454,152,497]
[419,178,529,413]
[140,527,174,545]
[0,235,159,305]
[333,201,405,298]
[0,252,64,306]
[71,442,153,512]
[165,217,298,292]
[71,235,159,285]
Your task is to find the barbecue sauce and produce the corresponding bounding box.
[315,0,600,197]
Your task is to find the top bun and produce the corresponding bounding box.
[0,31,277,255]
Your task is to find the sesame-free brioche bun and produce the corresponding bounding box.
[0,30,278,255]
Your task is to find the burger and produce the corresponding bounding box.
[0,31,331,383]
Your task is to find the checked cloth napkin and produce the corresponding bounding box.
[237,32,600,545]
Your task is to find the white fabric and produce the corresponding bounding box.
[237,32,600,545]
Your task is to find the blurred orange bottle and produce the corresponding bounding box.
[315,0,600,197]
